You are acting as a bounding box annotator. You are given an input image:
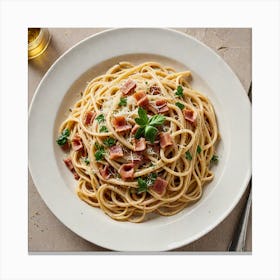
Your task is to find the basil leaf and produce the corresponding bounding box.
[135,126,145,139]
[134,107,165,143]
[138,107,149,124]
[135,118,147,126]
[144,125,158,143]
[148,114,166,127]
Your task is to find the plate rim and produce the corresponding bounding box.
[29,28,251,251]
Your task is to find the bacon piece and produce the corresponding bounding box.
[133,91,145,101]
[151,177,167,195]
[73,173,80,180]
[61,142,70,152]
[63,158,74,170]
[121,79,137,95]
[150,86,161,95]
[72,135,83,151]
[133,91,149,107]
[146,104,158,114]
[183,108,197,124]
[99,164,111,179]
[84,111,96,126]
[112,116,132,133]
[160,133,173,148]
[131,124,140,134]
[149,143,160,154]
[119,163,135,180]
[155,100,169,113]
[63,158,80,180]
[133,137,146,152]
[109,145,124,160]
[138,96,149,107]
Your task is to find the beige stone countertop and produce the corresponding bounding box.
[28,28,252,252]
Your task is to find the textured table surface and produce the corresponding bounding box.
[28,28,252,252]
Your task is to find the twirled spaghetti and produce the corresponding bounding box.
[56,62,219,222]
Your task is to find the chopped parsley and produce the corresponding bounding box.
[103,137,116,147]
[96,114,105,124]
[118,97,127,106]
[137,178,148,194]
[83,157,90,165]
[197,145,202,154]
[175,85,183,97]
[211,155,219,163]
[134,107,166,143]
[56,129,70,146]
[94,142,101,149]
[94,143,105,161]
[175,102,185,110]
[185,151,192,160]
[137,173,157,194]
[99,126,109,133]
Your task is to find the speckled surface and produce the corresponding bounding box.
[28,28,252,252]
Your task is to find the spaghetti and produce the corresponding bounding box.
[57,62,219,222]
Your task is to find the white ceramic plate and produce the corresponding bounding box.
[29,28,251,251]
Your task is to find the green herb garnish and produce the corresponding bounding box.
[134,107,166,143]
[185,151,192,160]
[144,126,158,143]
[99,126,109,133]
[175,85,183,97]
[94,142,101,149]
[137,173,157,194]
[103,137,116,147]
[83,157,90,165]
[146,173,157,185]
[96,114,105,124]
[56,129,70,146]
[148,114,166,127]
[211,155,219,163]
[175,102,185,110]
[119,97,127,106]
[94,144,105,161]
[137,178,148,194]
[197,145,202,154]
